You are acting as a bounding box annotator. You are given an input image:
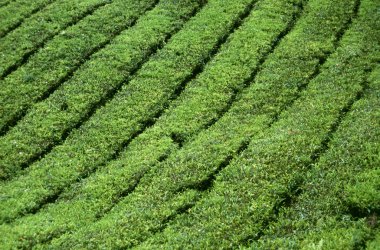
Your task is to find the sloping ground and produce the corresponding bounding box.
[0,0,378,249]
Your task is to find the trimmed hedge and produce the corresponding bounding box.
[0,0,53,37]
[136,0,378,248]
[0,0,107,77]
[0,0,377,248]
[0,0,204,180]
[43,0,371,248]
[0,0,301,247]
[0,0,254,224]
[250,66,380,249]
[0,0,158,132]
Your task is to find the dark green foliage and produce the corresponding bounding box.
[0,0,202,180]
[134,0,379,248]
[0,0,53,37]
[0,0,378,249]
[0,0,158,133]
[345,169,380,215]
[0,1,11,8]
[0,0,255,225]
[40,0,375,248]
[367,232,380,250]
[0,0,108,77]
[249,66,380,250]
[0,0,301,247]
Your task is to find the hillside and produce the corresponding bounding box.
[0,0,379,249]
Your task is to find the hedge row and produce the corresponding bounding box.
[0,0,158,133]
[135,0,378,248]
[0,0,301,247]
[42,0,369,248]
[0,0,255,224]
[0,0,204,180]
[0,0,53,37]
[0,0,297,182]
[250,66,380,249]
[0,0,108,77]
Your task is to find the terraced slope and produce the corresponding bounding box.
[0,0,378,249]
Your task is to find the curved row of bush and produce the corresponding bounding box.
[39,0,368,248]
[0,0,53,37]
[0,0,108,78]
[0,0,256,224]
[0,0,158,133]
[134,0,378,248]
[0,0,302,247]
[0,0,204,180]
[250,66,380,249]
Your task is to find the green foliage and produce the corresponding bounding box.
[45,0,377,248]
[248,14,380,250]
[0,0,108,77]
[0,0,157,132]
[367,232,380,250]
[0,1,11,8]
[345,169,380,214]
[0,0,302,247]
[0,0,254,227]
[136,0,380,248]
[0,0,202,180]
[0,0,53,37]
[269,72,379,249]
[0,0,378,248]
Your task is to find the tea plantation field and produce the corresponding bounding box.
[0,0,379,249]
